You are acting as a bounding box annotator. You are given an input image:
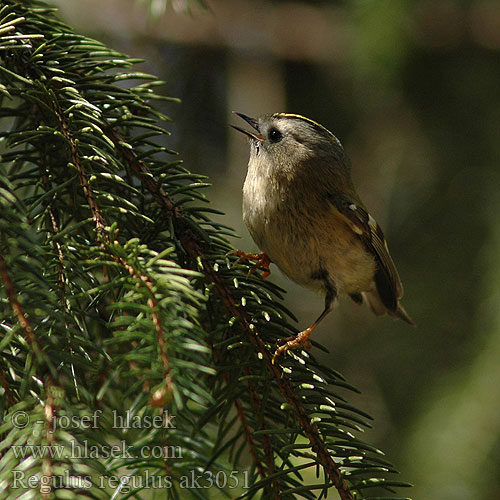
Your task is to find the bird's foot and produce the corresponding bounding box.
[227,250,271,278]
[272,327,313,364]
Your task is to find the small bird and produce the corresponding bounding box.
[231,112,414,363]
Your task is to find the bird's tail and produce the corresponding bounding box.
[361,291,415,327]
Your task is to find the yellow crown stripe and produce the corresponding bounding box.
[274,113,340,144]
[275,113,324,129]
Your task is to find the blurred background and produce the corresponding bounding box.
[50,0,500,498]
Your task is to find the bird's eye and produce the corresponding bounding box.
[268,128,282,143]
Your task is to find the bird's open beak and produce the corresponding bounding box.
[231,112,263,142]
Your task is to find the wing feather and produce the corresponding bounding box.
[329,194,404,311]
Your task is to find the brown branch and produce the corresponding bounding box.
[53,105,173,403]
[245,369,279,495]
[37,124,67,301]
[106,126,353,499]
[42,379,57,500]
[119,255,173,406]
[210,324,272,486]
[54,101,106,236]
[233,398,268,479]
[43,172,67,297]
[106,124,280,490]
[0,367,14,406]
[189,243,353,500]
[1,252,60,498]
[0,252,42,354]
[103,124,177,220]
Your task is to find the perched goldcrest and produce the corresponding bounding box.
[231,112,414,362]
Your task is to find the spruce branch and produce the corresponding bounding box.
[192,246,354,500]
[0,1,412,498]
[106,115,354,498]
[233,397,269,483]
[0,252,43,359]
[52,92,107,235]
[100,108,291,495]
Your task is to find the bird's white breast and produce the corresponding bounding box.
[242,156,375,296]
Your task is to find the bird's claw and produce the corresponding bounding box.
[227,250,271,278]
[272,328,313,364]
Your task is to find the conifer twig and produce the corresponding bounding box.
[105,126,354,499]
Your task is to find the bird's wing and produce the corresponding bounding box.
[328,193,403,312]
